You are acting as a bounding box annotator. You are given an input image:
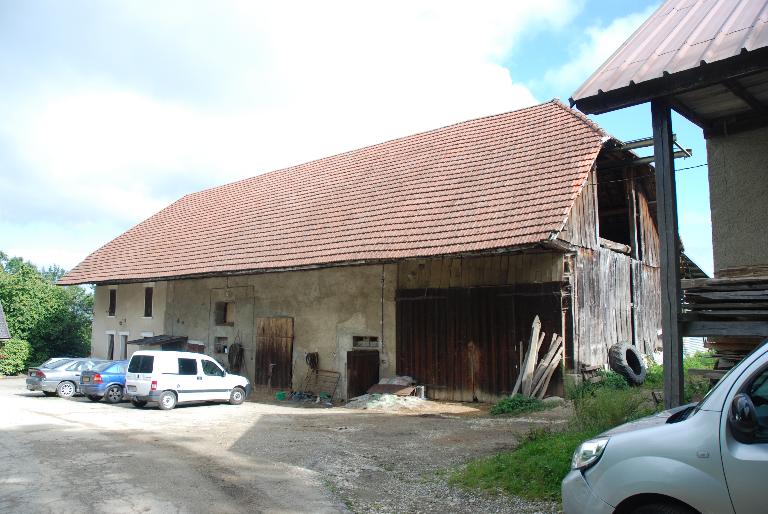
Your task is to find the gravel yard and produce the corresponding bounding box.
[0,377,568,513]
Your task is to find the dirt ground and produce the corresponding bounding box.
[0,377,569,513]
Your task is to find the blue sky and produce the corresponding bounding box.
[0,0,713,274]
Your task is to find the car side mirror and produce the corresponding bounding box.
[729,393,759,443]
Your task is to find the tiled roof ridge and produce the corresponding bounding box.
[186,101,565,200]
[549,98,607,138]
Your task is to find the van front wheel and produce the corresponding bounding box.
[229,387,245,405]
[158,391,177,410]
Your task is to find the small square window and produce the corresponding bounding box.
[214,302,235,325]
[352,336,379,348]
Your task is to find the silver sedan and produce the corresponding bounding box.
[26,358,107,398]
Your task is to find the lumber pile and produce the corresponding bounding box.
[681,276,768,322]
[512,316,563,399]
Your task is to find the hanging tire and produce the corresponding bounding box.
[608,342,647,385]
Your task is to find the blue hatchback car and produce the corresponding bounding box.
[80,360,128,403]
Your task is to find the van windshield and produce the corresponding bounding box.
[128,355,154,373]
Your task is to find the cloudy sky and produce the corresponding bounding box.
[0,0,713,274]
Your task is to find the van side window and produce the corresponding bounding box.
[128,355,154,373]
[178,358,198,376]
[202,359,224,377]
[747,369,768,442]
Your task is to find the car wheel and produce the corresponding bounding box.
[158,391,177,410]
[229,386,245,405]
[42,391,57,397]
[56,381,76,398]
[131,399,148,409]
[104,385,123,404]
[632,502,696,514]
[87,394,103,402]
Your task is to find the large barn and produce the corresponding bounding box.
[60,100,661,401]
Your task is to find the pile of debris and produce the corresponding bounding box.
[512,315,563,399]
[345,393,427,411]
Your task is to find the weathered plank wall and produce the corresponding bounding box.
[631,261,661,355]
[637,190,660,267]
[557,169,599,250]
[398,252,563,290]
[396,284,564,402]
[573,247,633,367]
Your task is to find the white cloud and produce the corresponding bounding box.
[0,0,583,268]
[543,4,658,92]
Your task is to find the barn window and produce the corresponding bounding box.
[214,302,235,325]
[108,289,117,317]
[144,287,153,317]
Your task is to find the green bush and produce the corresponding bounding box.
[567,369,629,404]
[643,352,716,402]
[490,394,547,416]
[0,337,31,375]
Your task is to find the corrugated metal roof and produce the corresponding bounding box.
[0,301,10,340]
[572,0,768,111]
[59,100,607,285]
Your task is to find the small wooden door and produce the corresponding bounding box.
[254,317,294,389]
[347,350,380,399]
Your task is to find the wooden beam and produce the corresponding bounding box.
[681,321,768,337]
[724,79,768,114]
[652,99,684,409]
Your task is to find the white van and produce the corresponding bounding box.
[125,350,251,410]
[563,340,768,513]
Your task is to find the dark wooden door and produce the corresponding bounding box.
[347,350,380,399]
[254,317,294,388]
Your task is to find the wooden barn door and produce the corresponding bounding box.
[347,350,380,399]
[254,317,294,389]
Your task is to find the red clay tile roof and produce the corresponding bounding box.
[60,100,606,285]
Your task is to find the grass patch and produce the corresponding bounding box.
[450,428,598,501]
[490,394,548,416]
[644,351,716,402]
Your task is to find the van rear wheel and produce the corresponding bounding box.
[131,399,148,409]
[158,391,177,410]
[229,387,245,405]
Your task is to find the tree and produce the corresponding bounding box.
[0,252,92,370]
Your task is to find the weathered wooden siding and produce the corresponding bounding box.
[637,190,660,267]
[632,261,661,355]
[573,248,633,367]
[396,284,564,402]
[398,252,563,290]
[557,169,599,250]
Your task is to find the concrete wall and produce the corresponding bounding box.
[707,125,768,272]
[156,264,397,400]
[91,282,167,359]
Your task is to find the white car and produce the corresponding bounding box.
[562,340,768,513]
[125,350,251,410]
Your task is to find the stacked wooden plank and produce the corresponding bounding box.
[682,273,768,368]
[681,276,768,322]
[512,316,564,399]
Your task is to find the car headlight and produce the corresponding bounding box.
[571,437,609,470]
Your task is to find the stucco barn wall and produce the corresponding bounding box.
[707,125,768,273]
[162,264,397,399]
[91,282,168,359]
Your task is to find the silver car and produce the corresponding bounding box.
[562,340,768,513]
[26,358,107,398]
